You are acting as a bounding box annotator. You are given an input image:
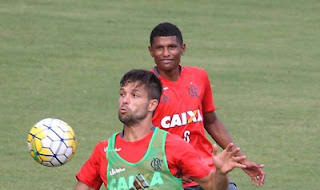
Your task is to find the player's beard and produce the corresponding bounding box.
[118,107,148,126]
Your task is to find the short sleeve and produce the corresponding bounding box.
[165,133,211,179]
[76,141,107,190]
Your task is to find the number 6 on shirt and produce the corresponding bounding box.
[184,130,190,143]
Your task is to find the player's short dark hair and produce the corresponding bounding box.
[120,69,162,102]
[150,22,183,46]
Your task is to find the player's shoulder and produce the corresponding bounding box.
[165,132,192,147]
[93,140,108,153]
[164,133,200,160]
[182,65,208,76]
[166,132,182,140]
[96,139,108,146]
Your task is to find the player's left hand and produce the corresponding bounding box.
[241,159,265,186]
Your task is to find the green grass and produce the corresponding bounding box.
[1,0,319,189]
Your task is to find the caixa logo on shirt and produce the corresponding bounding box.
[160,109,203,128]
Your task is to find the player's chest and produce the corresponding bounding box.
[159,81,204,105]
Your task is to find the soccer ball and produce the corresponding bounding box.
[27,118,77,167]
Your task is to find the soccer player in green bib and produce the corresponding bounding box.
[75,69,246,190]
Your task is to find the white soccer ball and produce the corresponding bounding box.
[27,118,77,167]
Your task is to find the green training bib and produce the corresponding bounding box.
[106,127,182,190]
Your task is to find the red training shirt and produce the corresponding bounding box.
[152,65,216,187]
[76,130,211,189]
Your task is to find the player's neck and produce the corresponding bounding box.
[121,119,154,142]
[158,66,181,82]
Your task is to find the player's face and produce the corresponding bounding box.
[149,36,185,72]
[118,82,151,126]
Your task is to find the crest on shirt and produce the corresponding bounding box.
[188,85,199,97]
[150,157,163,171]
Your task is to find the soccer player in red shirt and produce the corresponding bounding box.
[148,22,266,190]
[75,70,246,190]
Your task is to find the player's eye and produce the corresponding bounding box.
[169,45,177,50]
[132,93,140,98]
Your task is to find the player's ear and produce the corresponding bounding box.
[148,46,154,57]
[148,99,159,112]
[181,43,186,56]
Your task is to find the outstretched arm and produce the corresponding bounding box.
[204,111,265,186]
[193,143,247,190]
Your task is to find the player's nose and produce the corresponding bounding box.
[120,94,130,104]
[162,47,170,57]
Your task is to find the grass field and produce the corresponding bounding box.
[1,0,319,189]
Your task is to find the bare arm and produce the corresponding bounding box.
[193,143,246,190]
[204,111,265,186]
[75,181,94,190]
[204,111,235,151]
